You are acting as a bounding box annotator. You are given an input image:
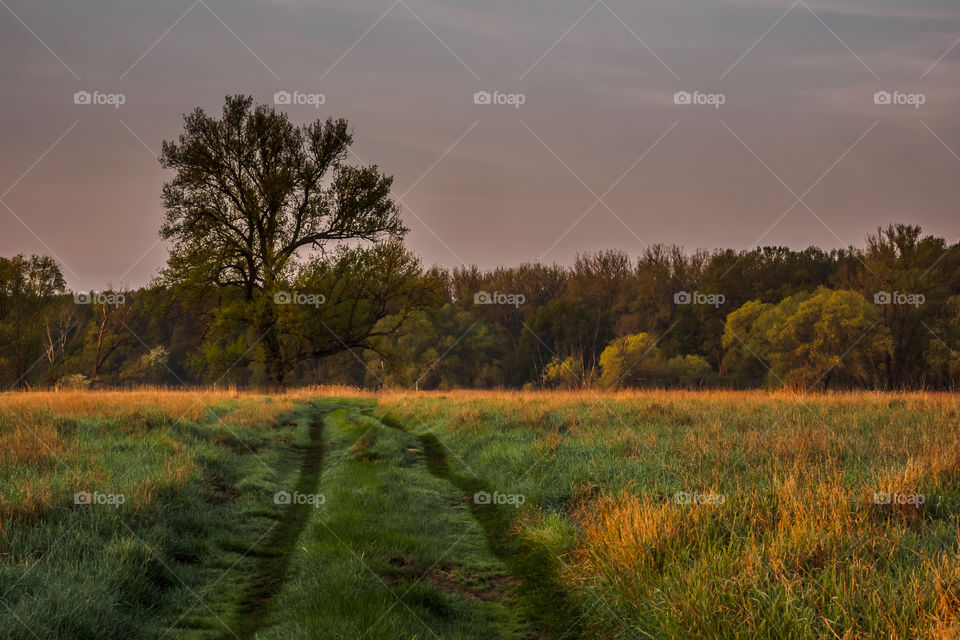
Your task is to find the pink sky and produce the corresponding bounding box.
[1,0,958,290]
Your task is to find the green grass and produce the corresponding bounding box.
[254,402,531,639]
[0,397,316,639]
[4,390,960,639]
[378,391,960,639]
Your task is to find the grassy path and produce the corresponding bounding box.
[380,414,583,639]
[246,400,554,639]
[235,409,327,639]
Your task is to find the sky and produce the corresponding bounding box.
[1,0,958,290]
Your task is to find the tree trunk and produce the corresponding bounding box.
[255,296,285,389]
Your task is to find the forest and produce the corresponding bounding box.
[3,223,958,391]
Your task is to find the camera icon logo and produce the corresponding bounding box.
[674,291,692,305]
[73,91,92,105]
[874,91,892,105]
[274,291,292,305]
[474,291,492,305]
[74,491,93,505]
[673,91,692,105]
[873,491,891,504]
[73,291,92,304]
[274,91,292,105]
[874,290,891,305]
[473,491,492,505]
[673,491,691,505]
[274,491,292,505]
[473,91,492,105]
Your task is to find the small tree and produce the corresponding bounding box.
[541,356,585,389]
[598,333,665,388]
[664,355,712,388]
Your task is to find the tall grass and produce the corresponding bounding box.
[381,390,960,638]
[0,389,316,639]
[3,387,958,638]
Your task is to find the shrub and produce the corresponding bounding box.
[541,356,585,389]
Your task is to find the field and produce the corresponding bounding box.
[1,389,959,639]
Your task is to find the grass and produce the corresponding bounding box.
[254,401,529,639]
[379,390,960,639]
[1,388,959,638]
[0,390,314,639]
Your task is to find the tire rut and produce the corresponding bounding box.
[377,412,584,640]
[232,407,326,640]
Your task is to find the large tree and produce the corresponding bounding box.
[848,225,952,388]
[723,288,892,390]
[159,95,406,384]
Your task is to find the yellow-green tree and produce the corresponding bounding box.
[541,355,586,389]
[723,288,892,389]
[598,332,665,388]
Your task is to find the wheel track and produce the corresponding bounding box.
[233,406,327,640]
[378,412,585,640]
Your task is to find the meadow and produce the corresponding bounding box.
[0,389,958,639]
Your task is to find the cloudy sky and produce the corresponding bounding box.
[1,0,958,290]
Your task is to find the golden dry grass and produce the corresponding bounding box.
[0,418,62,468]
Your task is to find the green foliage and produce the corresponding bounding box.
[598,333,665,388]
[0,254,67,388]
[925,294,960,388]
[848,224,956,388]
[276,239,444,365]
[518,301,600,384]
[3,222,959,390]
[158,95,407,384]
[55,373,91,389]
[724,287,892,389]
[159,95,403,294]
[368,304,507,389]
[540,356,585,389]
[663,354,713,388]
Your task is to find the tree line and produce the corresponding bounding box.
[2,96,958,391]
